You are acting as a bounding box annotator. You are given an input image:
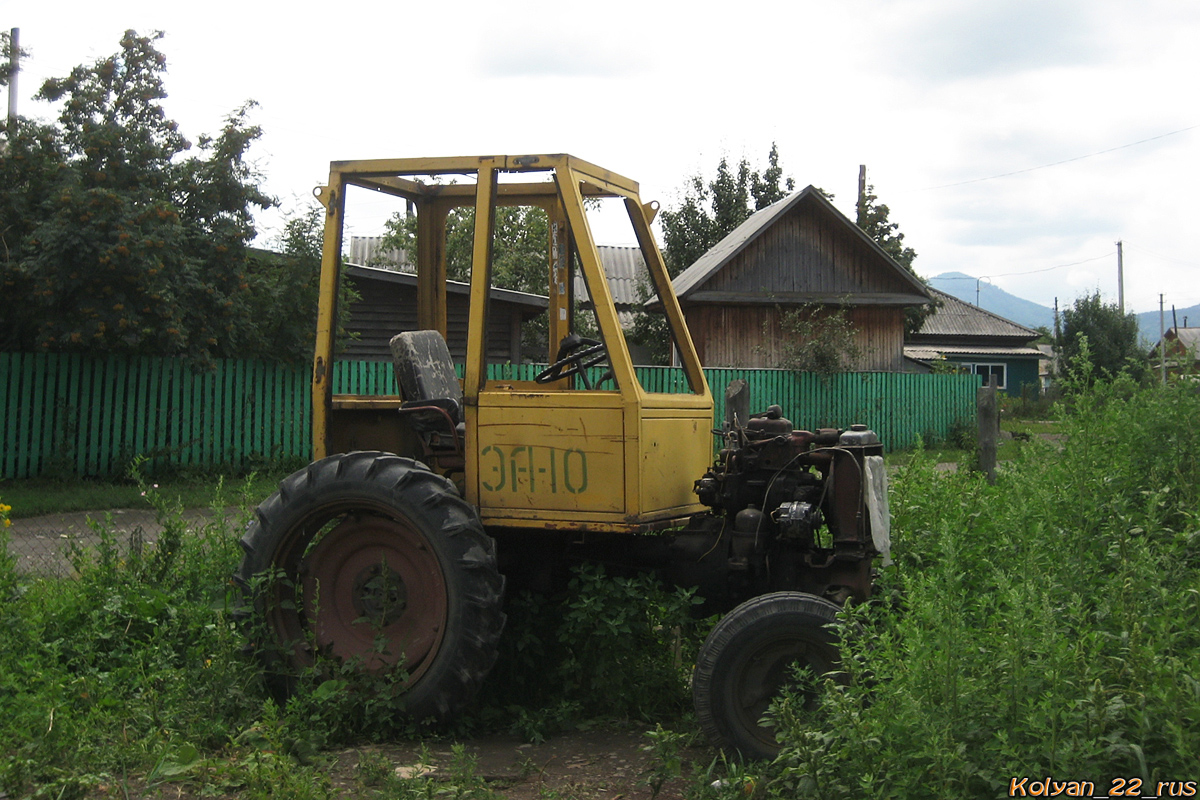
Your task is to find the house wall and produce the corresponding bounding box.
[685,305,907,371]
[945,355,1041,397]
[342,279,523,363]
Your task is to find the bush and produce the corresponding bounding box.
[700,376,1200,798]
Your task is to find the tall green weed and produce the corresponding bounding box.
[705,378,1200,798]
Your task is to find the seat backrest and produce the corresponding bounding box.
[389,330,463,406]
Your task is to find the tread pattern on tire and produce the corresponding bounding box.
[233,450,505,723]
[692,591,842,760]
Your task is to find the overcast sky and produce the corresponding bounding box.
[9,0,1199,315]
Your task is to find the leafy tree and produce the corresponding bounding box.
[0,30,30,89]
[1059,291,1144,383]
[0,30,275,365]
[242,203,360,362]
[658,143,795,277]
[855,183,936,335]
[630,145,796,364]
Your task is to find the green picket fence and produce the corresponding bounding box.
[0,353,979,479]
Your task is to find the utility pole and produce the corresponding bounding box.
[1116,240,1124,314]
[1160,294,1167,385]
[857,164,867,224]
[6,28,18,136]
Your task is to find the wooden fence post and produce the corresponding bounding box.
[977,376,998,484]
[725,379,749,430]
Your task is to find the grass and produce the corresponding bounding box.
[0,470,292,518]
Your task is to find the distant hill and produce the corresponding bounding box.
[928,272,1054,331]
[928,272,1199,346]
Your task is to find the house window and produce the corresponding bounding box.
[964,362,1006,389]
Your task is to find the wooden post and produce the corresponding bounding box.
[977,376,998,484]
[725,379,749,431]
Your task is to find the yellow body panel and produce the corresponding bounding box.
[473,392,625,515]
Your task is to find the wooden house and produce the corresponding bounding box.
[340,264,547,363]
[904,288,1045,397]
[1148,327,1200,377]
[665,187,931,371]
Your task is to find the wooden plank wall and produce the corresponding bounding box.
[0,353,978,478]
[686,305,906,371]
[707,203,915,296]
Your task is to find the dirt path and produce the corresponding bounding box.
[6,506,241,576]
[324,727,707,799]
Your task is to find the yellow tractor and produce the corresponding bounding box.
[235,155,891,759]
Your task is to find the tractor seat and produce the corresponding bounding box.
[389,331,464,444]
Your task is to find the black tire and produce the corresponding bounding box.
[692,592,843,760]
[233,451,505,722]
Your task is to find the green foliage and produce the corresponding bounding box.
[855,183,936,336]
[771,302,862,375]
[473,564,707,741]
[700,376,1200,798]
[629,144,795,364]
[658,143,794,278]
[1060,292,1145,383]
[0,31,277,365]
[0,31,29,88]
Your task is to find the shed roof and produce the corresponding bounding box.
[670,186,930,304]
[911,288,1039,341]
[344,263,548,311]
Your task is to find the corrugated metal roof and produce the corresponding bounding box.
[904,344,1047,360]
[670,186,930,301]
[913,288,1039,340]
[573,246,648,307]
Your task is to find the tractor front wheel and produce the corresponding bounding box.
[692,592,843,760]
[234,451,505,722]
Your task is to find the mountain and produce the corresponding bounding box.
[928,272,1200,345]
[927,272,1054,331]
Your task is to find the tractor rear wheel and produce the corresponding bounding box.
[692,592,843,760]
[234,451,505,722]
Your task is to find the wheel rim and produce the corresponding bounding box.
[268,507,448,685]
[729,634,829,751]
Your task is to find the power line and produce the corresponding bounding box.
[1121,241,1200,267]
[917,125,1199,191]
[931,251,1115,282]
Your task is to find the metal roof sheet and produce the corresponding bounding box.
[913,288,1039,340]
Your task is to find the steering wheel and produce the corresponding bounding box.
[535,335,611,389]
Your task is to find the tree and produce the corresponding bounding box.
[855,183,936,335]
[658,143,795,277]
[1059,291,1144,383]
[772,303,862,375]
[0,30,275,365]
[629,145,796,364]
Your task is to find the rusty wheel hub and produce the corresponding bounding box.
[297,513,448,681]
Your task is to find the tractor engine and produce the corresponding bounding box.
[669,405,889,610]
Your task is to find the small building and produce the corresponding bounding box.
[340,264,547,363]
[1148,327,1200,376]
[904,288,1046,397]
[664,187,932,371]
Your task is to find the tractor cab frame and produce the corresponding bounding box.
[310,155,714,532]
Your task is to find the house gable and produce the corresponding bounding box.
[673,187,930,308]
